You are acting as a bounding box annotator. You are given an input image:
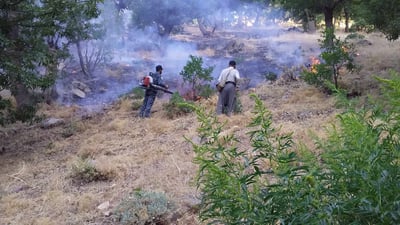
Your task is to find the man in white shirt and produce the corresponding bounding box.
[216,60,240,116]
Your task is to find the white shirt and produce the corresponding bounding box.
[218,66,240,84]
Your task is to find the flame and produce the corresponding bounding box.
[342,45,349,53]
[309,56,320,73]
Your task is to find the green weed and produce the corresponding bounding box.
[188,72,400,224]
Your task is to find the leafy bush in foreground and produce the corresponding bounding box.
[188,72,400,224]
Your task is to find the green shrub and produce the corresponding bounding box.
[12,104,38,123]
[188,72,400,224]
[163,92,194,119]
[265,71,278,81]
[198,84,214,99]
[113,190,175,225]
[131,100,142,111]
[188,94,297,224]
[69,157,109,183]
[0,98,44,126]
[179,55,214,100]
[349,18,375,33]
[375,70,400,111]
[119,87,145,101]
[117,87,145,111]
[345,32,365,40]
[233,92,242,114]
[301,63,333,92]
[301,28,357,91]
[312,73,400,224]
[0,98,14,125]
[62,120,86,138]
[62,124,76,138]
[130,87,145,100]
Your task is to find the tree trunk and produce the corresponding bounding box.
[11,83,35,110]
[254,8,261,26]
[324,7,335,30]
[344,6,350,32]
[198,18,216,37]
[76,41,89,77]
[333,65,339,89]
[304,9,316,33]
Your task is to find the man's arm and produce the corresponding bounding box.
[157,77,168,89]
[234,69,240,79]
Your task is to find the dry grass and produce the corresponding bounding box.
[339,31,400,95]
[1,30,399,225]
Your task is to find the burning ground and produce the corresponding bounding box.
[55,22,320,109]
[1,25,400,225]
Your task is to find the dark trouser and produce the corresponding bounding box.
[139,94,156,118]
[216,83,236,116]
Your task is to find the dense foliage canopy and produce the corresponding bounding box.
[274,0,400,39]
[352,0,400,40]
[0,0,103,112]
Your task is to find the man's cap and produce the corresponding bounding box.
[156,65,163,71]
[229,60,236,66]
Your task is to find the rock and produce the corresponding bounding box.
[71,80,91,97]
[357,39,372,46]
[287,27,303,32]
[10,184,30,193]
[0,89,12,98]
[103,211,112,217]
[40,118,65,129]
[226,40,244,54]
[97,201,112,216]
[72,88,86,98]
[0,89,17,107]
[97,201,110,210]
[72,80,90,91]
[182,195,201,211]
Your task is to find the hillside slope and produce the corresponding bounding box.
[1,28,399,225]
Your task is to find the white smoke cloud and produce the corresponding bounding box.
[59,0,318,108]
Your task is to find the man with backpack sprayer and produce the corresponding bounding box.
[139,65,171,118]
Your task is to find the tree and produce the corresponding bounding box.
[128,0,194,36]
[352,0,400,40]
[126,0,257,37]
[179,55,214,101]
[62,2,106,78]
[275,0,400,40]
[302,28,357,90]
[0,0,102,121]
[274,0,347,31]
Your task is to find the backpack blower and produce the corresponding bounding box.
[140,75,173,94]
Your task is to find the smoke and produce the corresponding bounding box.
[57,0,319,109]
